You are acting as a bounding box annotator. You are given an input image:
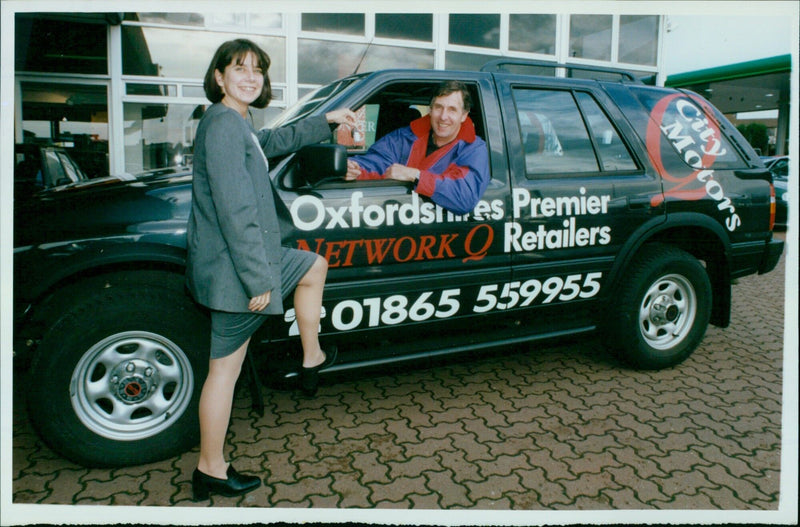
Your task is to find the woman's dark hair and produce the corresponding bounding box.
[203,39,272,108]
[430,80,472,113]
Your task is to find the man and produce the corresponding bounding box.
[345,81,490,215]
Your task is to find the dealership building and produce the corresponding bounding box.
[11,11,791,179]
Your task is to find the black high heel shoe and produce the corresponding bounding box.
[300,347,337,397]
[192,465,261,501]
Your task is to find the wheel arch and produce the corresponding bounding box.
[604,213,732,328]
[14,242,192,362]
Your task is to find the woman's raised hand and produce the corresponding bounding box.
[325,108,358,126]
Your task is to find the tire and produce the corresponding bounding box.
[25,274,209,467]
[610,243,712,370]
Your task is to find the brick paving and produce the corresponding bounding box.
[8,233,793,522]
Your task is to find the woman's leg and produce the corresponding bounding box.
[294,255,328,368]
[197,338,249,479]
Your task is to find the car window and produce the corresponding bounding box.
[512,88,600,177]
[340,81,485,150]
[628,86,745,169]
[57,151,85,183]
[320,80,486,190]
[771,158,788,178]
[43,149,68,187]
[333,103,384,152]
[268,76,360,129]
[575,92,637,172]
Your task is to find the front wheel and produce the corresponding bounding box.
[610,244,712,370]
[26,274,209,467]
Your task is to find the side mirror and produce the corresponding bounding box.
[296,144,347,187]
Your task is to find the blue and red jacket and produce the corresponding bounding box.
[353,115,490,215]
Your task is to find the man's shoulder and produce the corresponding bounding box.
[468,134,487,147]
[459,133,487,150]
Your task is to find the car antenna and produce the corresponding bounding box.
[353,38,374,75]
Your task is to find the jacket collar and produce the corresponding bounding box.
[409,114,477,144]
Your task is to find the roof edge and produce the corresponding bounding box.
[665,54,791,87]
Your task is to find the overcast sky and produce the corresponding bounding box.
[663,13,794,75]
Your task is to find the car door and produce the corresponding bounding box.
[495,75,664,318]
[272,72,513,346]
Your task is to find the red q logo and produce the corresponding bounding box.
[646,94,725,206]
[645,93,740,231]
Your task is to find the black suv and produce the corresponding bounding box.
[13,61,784,467]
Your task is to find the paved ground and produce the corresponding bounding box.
[9,233,791,520]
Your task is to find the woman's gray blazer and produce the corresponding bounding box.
[185,103,330,315]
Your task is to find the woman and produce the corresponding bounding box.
[186,39,356,501]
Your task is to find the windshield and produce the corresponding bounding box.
[268,76,360,129]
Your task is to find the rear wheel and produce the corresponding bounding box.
[26,273,209,467]
[610,244,712,370]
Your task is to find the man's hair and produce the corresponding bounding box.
[430,81,472,113]
[203,39,272,108]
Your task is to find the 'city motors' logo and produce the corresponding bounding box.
[646,94,741,231]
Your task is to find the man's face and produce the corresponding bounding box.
[429,91,469,146]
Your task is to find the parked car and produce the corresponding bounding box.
[14,144,89,200]
[13,61,784,468]
[773,174,789,229]
[760,156,789,229]
[764,155,789,180]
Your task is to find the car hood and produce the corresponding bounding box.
[14,171,195,248]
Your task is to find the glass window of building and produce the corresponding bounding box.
[299,40,433,84]
[126,83,178,97]
[445,50,499,72]
[375,14,433,42]
[569,15,612,61]
[249,13,283,31]
[618,15,659,66]
[15,15,108,74]
[182,85,207,98]
[123,102,202,174]
[509,14,557,55]
[449,14,500,49]
[17,82,110,178]
[301,13,365,36]
[122,103,279,174]
[121,27,286,82]
[204,12,283,31]
[126,13,206,26]
[127,13,282,30]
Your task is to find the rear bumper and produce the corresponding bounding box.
[759,237,785,275]
[729,237,784,279]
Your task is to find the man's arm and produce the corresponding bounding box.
[345,128,414,180]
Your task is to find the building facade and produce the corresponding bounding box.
[14,11,664,178]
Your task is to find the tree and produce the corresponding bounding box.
[736,123,770,155]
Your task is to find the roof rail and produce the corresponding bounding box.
[480,58,640,83]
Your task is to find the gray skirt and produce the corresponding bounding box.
[209,247,319,359]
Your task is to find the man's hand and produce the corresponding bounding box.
[249,291,271,312]
[384,164,420,183]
